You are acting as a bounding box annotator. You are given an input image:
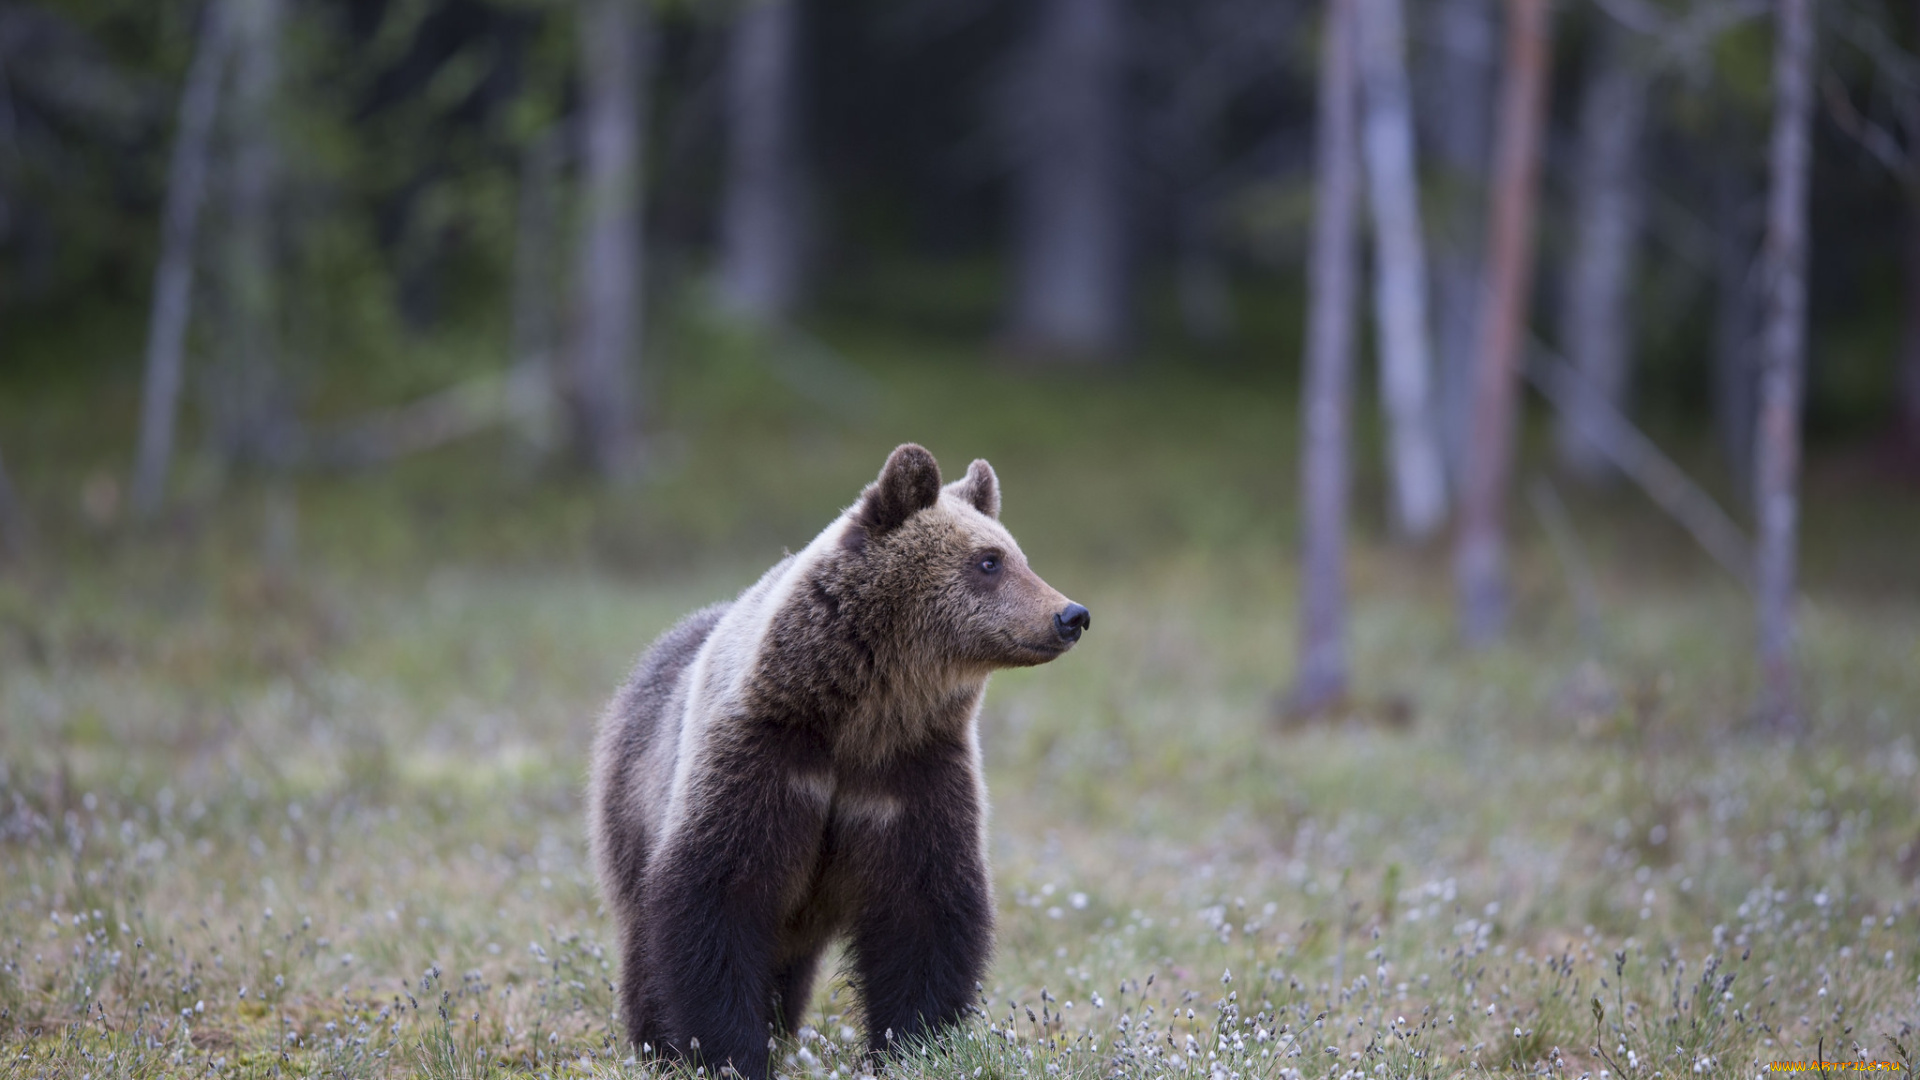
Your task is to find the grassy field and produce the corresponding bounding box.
[1,321,1917,1079]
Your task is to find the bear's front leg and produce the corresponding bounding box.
[846,739,992,1059]
[646,724,832,1080]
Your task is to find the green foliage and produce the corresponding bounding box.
[1710,18,1775,113]
[8,0,1920,451]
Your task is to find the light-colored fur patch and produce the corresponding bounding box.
[832,790,904,829]
[653,516,854,862]
[791,771,835,807]
[965,705,993,875]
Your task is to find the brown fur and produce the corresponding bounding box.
[587,445,1088,1079]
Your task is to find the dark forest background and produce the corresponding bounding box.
[3,0,1916,439]
[1,0,1918,698]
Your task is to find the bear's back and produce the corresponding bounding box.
[588,602,731,917]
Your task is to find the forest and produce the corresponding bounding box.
[1,0,1917,1077]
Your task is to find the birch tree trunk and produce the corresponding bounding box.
[1007,0,1125,360]
[717,0,803,323]
[1905,0,1920,454]
[1556,25,1647,482]
[1902,191,1920,452]
[1418,0,1497,488]
[131,0,230,517]
[1454,0,1551,646]
[568,0,650,477]
[215,0,286,467]
[1289,0,1362,717]
[1753,0,1815,733]
[1357,0,1448,539]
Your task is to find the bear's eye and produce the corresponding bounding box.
[977,555,1001,575]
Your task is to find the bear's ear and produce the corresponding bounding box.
[852,443,943,539]
[947,458,1000,519]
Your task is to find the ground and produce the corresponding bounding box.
[1,322,1916,1078]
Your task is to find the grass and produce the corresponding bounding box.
[1,315,1917,1079]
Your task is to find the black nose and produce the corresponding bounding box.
[1054,603,1091,643]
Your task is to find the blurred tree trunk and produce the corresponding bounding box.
[1903,192,1920,453]
[1753,0,1815,733]
[512,132,564,376]
[1357,0,1447,540]
[131,0,231,517]
[1555,24,1647,483]
[1454,0,1551,646]
[1289,0,1361,717]
[1007,0,1125,360]
[1416,0,1496,489]
[717,0,804,323]
[1903,0,1920,458]
[1713,143,1760,500]
[567,0,651,477]
[510,129,565,452]
[0,442,24,557]
[213,0,286,469]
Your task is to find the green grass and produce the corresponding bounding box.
[1,318,1917,1078]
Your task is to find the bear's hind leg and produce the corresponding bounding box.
[619,926,660,1054]
[773,945,826,1037]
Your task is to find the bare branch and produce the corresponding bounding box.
[1823,2,1920,168]
[1660,0,1769,66]
[1590,0,1768,72]
[1829,4,1920,98]
[298,367,554,470]
[1588,0,1667,37]
[1525,341,1756,589]
[1820,70,1917,179]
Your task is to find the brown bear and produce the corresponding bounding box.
[587,443,1089,1079]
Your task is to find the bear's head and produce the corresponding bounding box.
[839,443,1089,672]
